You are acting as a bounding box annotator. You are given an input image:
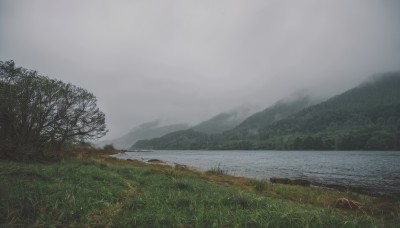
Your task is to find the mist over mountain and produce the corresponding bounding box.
[132,89,322,149]
[253,72,400,139]
[96,121,189,149]
[133,72,400,150]
[225,91,321,139]
[192,104,260,134]
[97,104,259,149]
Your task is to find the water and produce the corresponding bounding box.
[114,150,400,195]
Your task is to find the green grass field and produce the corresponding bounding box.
[1,156,399,227]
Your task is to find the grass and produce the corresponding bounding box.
[0,156,399,227]
[206,163,228,175]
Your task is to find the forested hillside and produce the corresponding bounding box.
[224,94,316,139]
[248,72,400,150]
[133,72,400,151]
[132,94,316,150]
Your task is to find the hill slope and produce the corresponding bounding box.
[133,72,400,150]
[192,104,259,134]
[132,94,317,150]
[252,72,400,150]
[224,93,317,139]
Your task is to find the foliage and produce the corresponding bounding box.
[103,144,115,151]
[0,60,107,159]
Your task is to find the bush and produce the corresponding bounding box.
[103,144,115,151]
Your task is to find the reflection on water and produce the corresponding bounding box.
[114,150,400,195]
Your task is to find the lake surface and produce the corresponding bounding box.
[114,150,400,195]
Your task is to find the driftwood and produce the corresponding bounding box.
[333,197,363,210]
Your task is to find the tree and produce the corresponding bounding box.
[0,60,108,159]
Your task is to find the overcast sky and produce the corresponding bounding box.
[1,0,400,139]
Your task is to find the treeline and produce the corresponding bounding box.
[238,131,400,151]
[0,61,107,160]
[134,130,400,151]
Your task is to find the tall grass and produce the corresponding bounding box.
[0,159,397,227]
[206,163,228,175]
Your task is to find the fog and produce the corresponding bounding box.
[1,0,400,139]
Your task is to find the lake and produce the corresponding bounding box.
[113,150,400,195]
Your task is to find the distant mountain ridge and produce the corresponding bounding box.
[98,105,258,149]
[132,90,319,149]
[133,72,400,150]
[96,121,190,149]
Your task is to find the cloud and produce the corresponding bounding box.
[1,0,400,139]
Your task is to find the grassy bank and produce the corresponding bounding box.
[1,156,399,227]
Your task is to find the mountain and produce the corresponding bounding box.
[132,91,318,150]
[192,104,259,134]
[133,129,216,150]
[257,72,400,136]
[96,120,190,149]
[132,72,400,150]
[251,72,400,150]
[224,92,318,139]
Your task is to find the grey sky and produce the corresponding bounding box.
[1,0,400,139]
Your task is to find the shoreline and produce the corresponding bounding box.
[113,151,400,199]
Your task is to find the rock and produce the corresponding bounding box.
[292,179,311,187]
[147,159,165,163]
[270,177,292,185]
[174,163,188,170]
[270,177,311,187]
